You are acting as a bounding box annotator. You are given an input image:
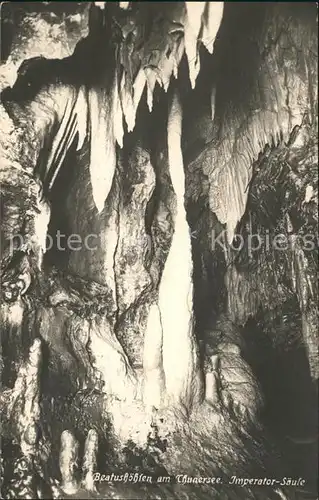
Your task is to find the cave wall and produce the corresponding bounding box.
[0,2,90,90]
[182,2,318,378]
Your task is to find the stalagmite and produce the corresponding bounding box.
[205,371,218,406]
[59,431,79,495]
[143,303,165,409]
[81,430,98,492]
[158,90,202,409]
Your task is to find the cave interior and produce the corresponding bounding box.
[0,2,318,499]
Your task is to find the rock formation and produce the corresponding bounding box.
[0,2,317,499]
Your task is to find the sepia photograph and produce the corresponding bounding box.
[0,2,318,499]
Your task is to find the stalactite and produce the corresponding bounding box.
[184,2,206,89]
[199,3,314,245]
[112,0,223,147]
[87,62,129,213]
[85,0,226,216]
[88,85,116,213]
[184,2,224,88]
[144,68,157,113]
[113,70,124,148]
[206,153,248,244]
[158,90,202,409]
[119,2,130,10]
[201,2,224,54]
[132,69,147,115]
[45,86,88,193]
[119,69,146,134]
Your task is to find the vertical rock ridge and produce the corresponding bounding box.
[158,90,202,409]
[143,303,165,409]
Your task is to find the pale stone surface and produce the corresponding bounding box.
[0,3,89,90]
[143,303,165,409]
